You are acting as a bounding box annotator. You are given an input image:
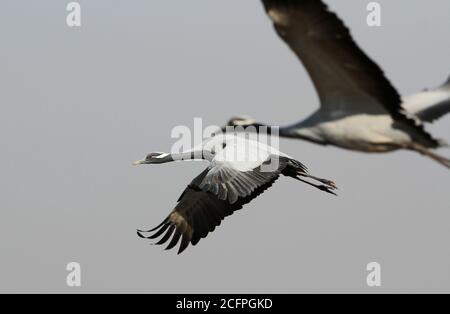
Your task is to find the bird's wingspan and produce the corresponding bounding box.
[262,0,439,146]
[138,159,286,253]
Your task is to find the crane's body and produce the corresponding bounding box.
[288,113,412,152]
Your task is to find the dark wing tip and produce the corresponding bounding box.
[177,234,191,254]
[136,230,146,238]
[155,225,176,245]
[136,221,171,239]
[262,0,327,11]
[165,229,183,251]
[138,218,169,233]
[138,212,194,254]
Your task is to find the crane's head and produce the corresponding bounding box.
[221,115,271,135]
[226,115,257,127]
[133,152,171,165]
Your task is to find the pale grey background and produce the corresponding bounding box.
[0,0,449,293]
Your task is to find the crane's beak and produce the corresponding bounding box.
[132,159,145,166]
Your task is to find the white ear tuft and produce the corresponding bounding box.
[229,115,256,126]
[154,153,170,159]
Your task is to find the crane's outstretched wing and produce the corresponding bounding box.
[262,0,438,146]
[137,157,287,254]
[403,75,450,123]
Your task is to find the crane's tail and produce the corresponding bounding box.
[293,171,338,196]
[409,143,450,169]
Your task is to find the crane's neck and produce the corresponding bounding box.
[153,151,206,163]
[225,123,287,136]
[231,121,326,145]
[279,121,327,144]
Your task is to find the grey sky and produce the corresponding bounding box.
[0,0,449,293]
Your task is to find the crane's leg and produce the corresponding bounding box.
[292,171,338,195]
[293,177,337,196]
[407,143,450,169]
[300,173,338,190]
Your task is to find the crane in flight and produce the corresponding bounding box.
[134,134,336,254]
[226,0,450,168]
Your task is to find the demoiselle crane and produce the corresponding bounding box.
[133,134,336,254]
[225,0,450,168]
